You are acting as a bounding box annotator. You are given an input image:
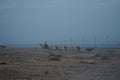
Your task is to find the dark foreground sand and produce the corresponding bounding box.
[0,48,120,80]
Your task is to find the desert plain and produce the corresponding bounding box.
[0,47,120,80]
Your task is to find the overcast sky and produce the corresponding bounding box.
[0,0,120,47]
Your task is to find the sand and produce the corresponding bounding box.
[0,48,120,80]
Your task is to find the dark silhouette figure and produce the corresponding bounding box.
[43,41,49,49]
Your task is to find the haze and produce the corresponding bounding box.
[0,0,120,47]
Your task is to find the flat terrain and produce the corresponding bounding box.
[0,48,120,80]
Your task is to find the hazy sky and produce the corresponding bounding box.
[0,0,120,46]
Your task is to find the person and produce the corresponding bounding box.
[43,41,49,49]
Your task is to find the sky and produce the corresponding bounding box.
[0,0,120,47]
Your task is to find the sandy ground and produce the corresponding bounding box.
[0,48,120,80]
